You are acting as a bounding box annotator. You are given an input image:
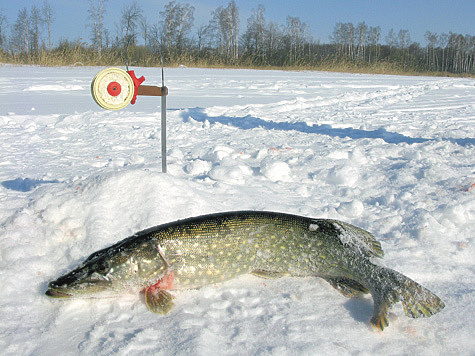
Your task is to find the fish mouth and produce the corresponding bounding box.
[45,288,73,298]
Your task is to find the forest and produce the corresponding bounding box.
[0,1,474,75]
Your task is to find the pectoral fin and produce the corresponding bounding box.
[145,285,175,314]
[144,271,176,314]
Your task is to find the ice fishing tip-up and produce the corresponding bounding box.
[91,67,168,173]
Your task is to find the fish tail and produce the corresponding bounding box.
[369,267,445,331]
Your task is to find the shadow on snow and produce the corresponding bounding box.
[181,107,475,147]
[1,178,59,192]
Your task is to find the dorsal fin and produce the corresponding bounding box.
[312,219,384,258]
[332,220,384,258]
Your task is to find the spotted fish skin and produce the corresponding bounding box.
[46,211,445,330]
[156,212,378,288]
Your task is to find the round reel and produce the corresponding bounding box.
[91,67,135,110]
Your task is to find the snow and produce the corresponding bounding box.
[1,64,474,355]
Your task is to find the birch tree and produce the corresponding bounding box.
[286,16,307,63]
[210,1,239,61]
[356,21,367,60]
[10,8,29,54]
[140,17,148,49]
[196,24,213,52]
[386,28,397,48]
[87,0,108,54]
[330,22,344,57]
[120,1,143,66]
[42,1,54,50]
[242,4,266,60]
[331,22,356,59]
[425,31,438,70]
[121,1,142,45]
[29,5,42,55]
[159,1,195,60]
[439,33,449,72]
[0,9,7,50]
[264,21,283,62]
[367,26,381,62]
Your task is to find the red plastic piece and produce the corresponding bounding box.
[107,81,121,96]
[127,70,145,105]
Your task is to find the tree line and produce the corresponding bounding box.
[0,1,473,75]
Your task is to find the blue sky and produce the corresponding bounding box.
[2,0,474,45]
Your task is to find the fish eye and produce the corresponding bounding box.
[96,261,110,275]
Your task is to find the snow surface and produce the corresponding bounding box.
[0,64,474,355]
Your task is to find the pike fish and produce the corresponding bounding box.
[46,211,445,330]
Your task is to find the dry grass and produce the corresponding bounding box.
[1,49,473,78]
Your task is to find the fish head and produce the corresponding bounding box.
[46,256,115,298]
[46,238,167,298]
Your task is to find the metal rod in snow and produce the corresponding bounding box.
[160,60,166,173]
[161,91,167,173]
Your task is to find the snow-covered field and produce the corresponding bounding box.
[0,65,474,355]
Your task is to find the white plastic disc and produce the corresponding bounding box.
[91,67,134,110]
